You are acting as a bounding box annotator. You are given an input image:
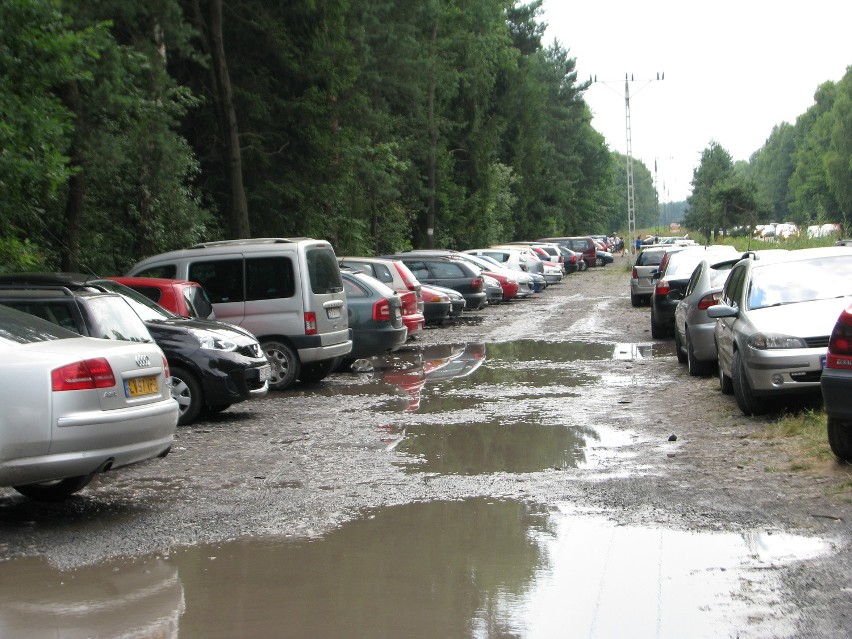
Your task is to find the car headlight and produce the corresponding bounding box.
[189,329,238,351]
[747,333,808,350]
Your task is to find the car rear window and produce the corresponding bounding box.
[636,250,664,266]
[0,303,77,343]
[306,247,343,294]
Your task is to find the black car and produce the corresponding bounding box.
[649,246,739,338]
[386,253,487,311]
[0,274,271,425]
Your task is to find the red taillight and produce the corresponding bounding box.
[400,291,417,315]
[471,277,483,290]
[827,308,852,369]
[631,267,638,279]
[304,312,317,335]
[373,298,391,321]
[52,358,116,391]
[162,355,170,379]
[655,280,671,296]
[697,291,722,310]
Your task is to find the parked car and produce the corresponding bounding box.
[650,245,739,338]
[419,284,452,324]
[821,303,852,460]
[464,247,528,274]
[107,276,216,320]
[459,252,533,298]
[0,274,271,425]
[482,274,504,305]
[340,270,407,360]
[338,256,425,338]
[491,245,548,282]
[430,284,466,318]
[709,247,852,415]
[593,242,614,266]
[386,254,487,311]
[0,303,177,500]
[630,245,684,306]
[126,238,351,389]
[537,236,598,268]
[672,257,739,375]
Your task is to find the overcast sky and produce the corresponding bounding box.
[541,0,852,203]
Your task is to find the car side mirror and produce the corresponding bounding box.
[707,304,738,319]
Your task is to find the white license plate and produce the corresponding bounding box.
[327,307,341,319]
[258,365,272,381]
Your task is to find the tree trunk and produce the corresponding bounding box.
[60,81,84,272]
[425,16,440,249]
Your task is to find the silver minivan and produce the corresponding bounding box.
[127,238,352,389]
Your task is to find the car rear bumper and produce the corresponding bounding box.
[821,368,852,421]
[294,329,353,363]
[350,325,408,358]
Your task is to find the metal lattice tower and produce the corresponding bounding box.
[625,76,636,258]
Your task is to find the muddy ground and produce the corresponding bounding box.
[1,253,851,635]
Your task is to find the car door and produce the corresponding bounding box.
[715,263,747,375]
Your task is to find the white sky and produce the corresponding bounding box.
[541,0,852,202]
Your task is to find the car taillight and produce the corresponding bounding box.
[52,358,116,391]
[631,267,638,278]
[655,280,671,296]
[697,291,722,310]
[304,312,317,335]
[471,277,483,290]
[827,307,852,369]
[373,298,391,321]
[162,355,170,379]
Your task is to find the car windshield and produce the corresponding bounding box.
[87,296,153,342]
[748,255,852,310]
[93,279,178,321]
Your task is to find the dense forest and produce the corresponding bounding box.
[2,1,846,274]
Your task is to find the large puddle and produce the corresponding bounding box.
[0,498,827,638]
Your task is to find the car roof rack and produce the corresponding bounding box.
[189,238,298,249]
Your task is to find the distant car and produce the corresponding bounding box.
[387,254,487,311]
[429,284,466,318]
[650,245,739,338]
[537,236,597,268]
[822,303,852,460]
[709,247,852,415]
[630,246,684,306]
[672,257,739,375]
[461,252,535,297]
[482,274,504,305]
[340,270,407,360]
[593,245,614,267]
[338,257,425,338]
[107,276,216,320]
[0,274,271,425]
[0,303,177,500]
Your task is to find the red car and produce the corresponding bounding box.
[108,276,216,320]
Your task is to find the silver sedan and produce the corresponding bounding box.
[708,247,852,415]
[0,304,178,500]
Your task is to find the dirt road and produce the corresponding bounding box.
[1,253,851,636]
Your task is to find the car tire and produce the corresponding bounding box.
[732,350,770,415]
[630,294,642,307]
[718,351,733,395]
[674,328,687,364]
[171,365,203,426]
[14,475,94,501]
[263,340,300,390]
[827,417,852,461]
[299,358,337,383]
[686,331,713,377]
[204,403,232,415]
[595,256,604,267]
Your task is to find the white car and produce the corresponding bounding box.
[0,304,178,500]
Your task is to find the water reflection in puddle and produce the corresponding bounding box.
[0,499,827,638]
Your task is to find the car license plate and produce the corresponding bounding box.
[258,364,272,382]
[327,306,341,319]
[126,375,158,398]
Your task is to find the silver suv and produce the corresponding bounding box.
[127,238,351,390]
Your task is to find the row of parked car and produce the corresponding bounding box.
[632,242,852,461]
[0,234,613,501]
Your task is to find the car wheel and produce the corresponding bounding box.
[14,475,94,501]
[717,349,733,394]
[674,327,687,364]
[171,365,203,426]
[263,340,300,390]
[630,294,642,307]
[827,417,852,461]
[595,256,604,267]
[204,403,232,415]
[299,358,337,383]
[686,331,713,377]
[732,350,770,415]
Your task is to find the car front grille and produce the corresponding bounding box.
[803,336,829,349]
[238,343,263,358]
